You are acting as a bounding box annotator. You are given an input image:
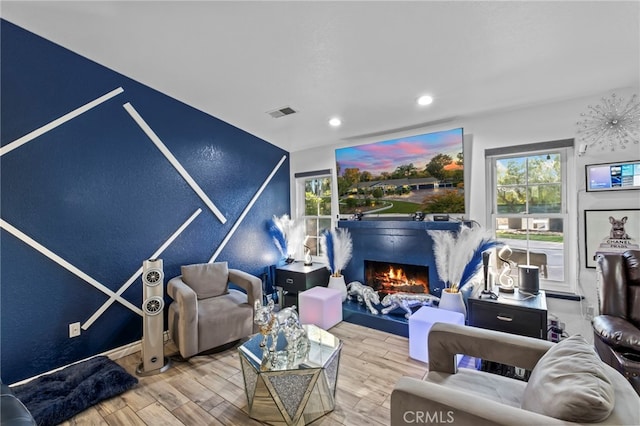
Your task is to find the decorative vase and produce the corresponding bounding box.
[439,288,467,318]
[328,275,348,302]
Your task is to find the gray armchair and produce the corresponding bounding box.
[391,323,640,425]
[167,262,262,359]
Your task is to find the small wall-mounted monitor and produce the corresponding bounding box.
[586,160,640,192]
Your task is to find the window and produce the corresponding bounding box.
[486,141,575,293]
[295,172,333,259]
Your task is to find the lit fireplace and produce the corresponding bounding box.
[364,260,429,297]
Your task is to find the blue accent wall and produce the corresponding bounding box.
[1,20,289,383]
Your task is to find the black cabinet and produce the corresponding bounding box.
[468,290,547,339]
[275,262,330,307]
[468,289,548,380]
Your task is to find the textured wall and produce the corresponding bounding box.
[1,20,289,383]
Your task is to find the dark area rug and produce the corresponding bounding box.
[12,356,138,426]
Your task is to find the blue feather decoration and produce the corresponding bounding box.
[459,239,502,289]
[267,219,287,258]
[322,229,336,274]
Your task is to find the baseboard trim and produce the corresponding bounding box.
[11,331,171,387]
[545,291,583,301]
[102,330,172,360]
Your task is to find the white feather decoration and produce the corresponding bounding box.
[332,228,353,275]
[286,220,305,258]
[448,225,473,286]
[271,214,305,259]
[429,224,498,291]
[271,214,290,235]
[428,229,456,284]
[319,228,353,276]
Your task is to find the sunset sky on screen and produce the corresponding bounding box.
[336,128,463,176]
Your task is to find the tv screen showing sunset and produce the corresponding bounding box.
[335,128,464,215]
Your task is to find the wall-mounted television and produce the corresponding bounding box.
[586,160,640,192]
[335,127,464,217]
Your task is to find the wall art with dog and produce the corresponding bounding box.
[585,209,640,268]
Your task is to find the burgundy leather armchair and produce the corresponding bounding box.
[592,250,640,395]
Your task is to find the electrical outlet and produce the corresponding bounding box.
[586,305,595,320]
[69,322,81,338]
[548,319,564,342]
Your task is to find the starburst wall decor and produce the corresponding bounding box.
[576,93,640,153]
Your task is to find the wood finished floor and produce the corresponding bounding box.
[59,321,429,426]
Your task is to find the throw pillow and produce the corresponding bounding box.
[181,262,229,299]
[521,334,615,422]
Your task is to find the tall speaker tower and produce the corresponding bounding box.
[136,258,171,376]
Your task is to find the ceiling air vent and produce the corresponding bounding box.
[267,106,297,118]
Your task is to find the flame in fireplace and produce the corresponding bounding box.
[388,266,408,284]
[365,260,429,297]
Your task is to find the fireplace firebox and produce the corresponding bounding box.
[364,260,429,297]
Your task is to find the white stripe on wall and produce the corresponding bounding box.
[0,219,143,316]
[209,154,287,263]
[82,208,203,330]
[0,87,124,157]
[123,103,227,224]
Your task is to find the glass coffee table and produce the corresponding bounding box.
[238,324,342,425]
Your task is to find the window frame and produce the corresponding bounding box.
[294,170,334,262]
[485,142,577,294]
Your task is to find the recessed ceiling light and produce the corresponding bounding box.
[417,95,433,106]
[329,117,342,127]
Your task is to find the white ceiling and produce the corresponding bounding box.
[2,1,639,153]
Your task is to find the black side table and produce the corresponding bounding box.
[275,262,330,307]
[468,289,548,380]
